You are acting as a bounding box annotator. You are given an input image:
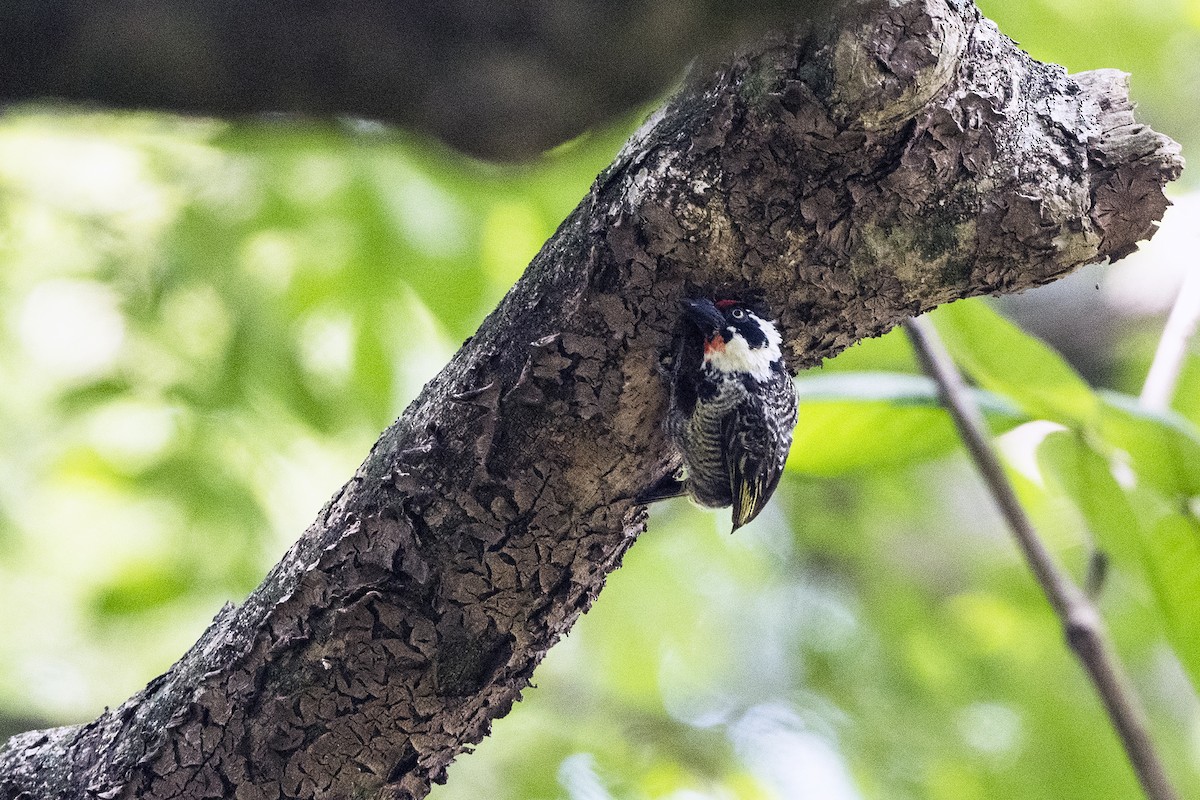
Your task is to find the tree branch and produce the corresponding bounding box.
[1140,269,1200,411]
[903,316,1179,800]
[0,1,1182,798]
[0,0,834,160]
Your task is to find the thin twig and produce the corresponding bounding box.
[1140,268,1200,411]
[904,315,1179,800]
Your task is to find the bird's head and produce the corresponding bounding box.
[682,297,783,380]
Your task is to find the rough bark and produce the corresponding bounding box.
[0,0,833,160]
[0,1,1182,798]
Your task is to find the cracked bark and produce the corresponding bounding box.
[0,1,1182,798]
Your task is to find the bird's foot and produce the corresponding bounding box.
[636,471,687,504]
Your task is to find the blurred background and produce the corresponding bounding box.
[1,1,1198,798]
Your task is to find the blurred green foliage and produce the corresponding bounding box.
[2,1,1200,798]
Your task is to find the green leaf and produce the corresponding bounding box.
[1097,391,1200,497]
[788,372,1025,476]
[1036,430,1142,565]
[90,560,195,617]
[932,300,1099,427]
[818,326,920,374]
[1037,428,1200,692]
[1148,514,1200,691]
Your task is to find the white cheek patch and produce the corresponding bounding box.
[705,313,782,380]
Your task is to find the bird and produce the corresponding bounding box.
[641,297,798,531]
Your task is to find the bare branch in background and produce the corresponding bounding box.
[0,0,839,160]
[904,315,1179,800]
[1141,269,1200,411]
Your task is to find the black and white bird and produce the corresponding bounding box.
[643,297,798,531]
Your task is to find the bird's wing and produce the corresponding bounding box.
[725,416,778,532]
[726,377,797,531]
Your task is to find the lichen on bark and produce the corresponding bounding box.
[0,1,1182,799]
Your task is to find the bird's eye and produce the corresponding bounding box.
[731,308,745,319]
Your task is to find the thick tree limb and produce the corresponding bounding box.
[0,1,1182,798]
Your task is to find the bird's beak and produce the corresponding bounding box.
[682,298,725,336]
